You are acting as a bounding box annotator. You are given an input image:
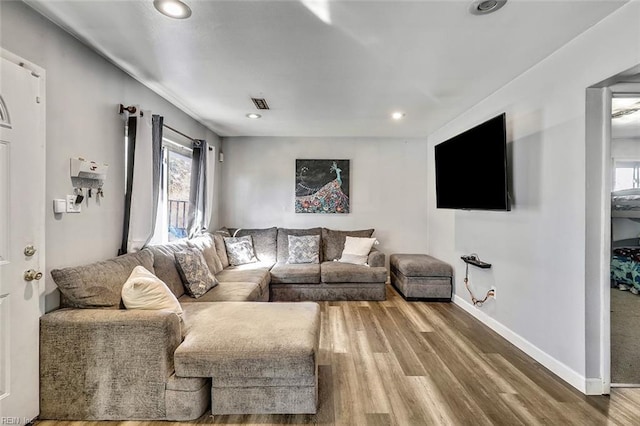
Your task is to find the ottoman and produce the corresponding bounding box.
[390,254,453,301]
[174,302,320,415]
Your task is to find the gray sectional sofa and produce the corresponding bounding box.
[40,227,386,420]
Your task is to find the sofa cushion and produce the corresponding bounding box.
[321,261,387,283]
[321,228,374,261]
[175,248,219,298]
[147,240,191,298]
[224,236,258,266]
[276,228,322,263]
[175,302,320,382]
[215,267,271,290]
[52,249,154,309]
[390,253,453,277]
[232,227,278,264]
[270,263,321,284]
[287,235,320,264]
[213,228,231,268]
[178,281,263,303]
[188,233,223,273]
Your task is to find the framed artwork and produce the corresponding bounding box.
[295,159,350,213]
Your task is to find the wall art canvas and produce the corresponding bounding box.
[295,159,350,213]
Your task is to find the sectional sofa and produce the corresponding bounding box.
[40,227,386,420]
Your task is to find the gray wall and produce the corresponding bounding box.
[220,136,428,260]
[427,0,640,392]
[0,1,222,311]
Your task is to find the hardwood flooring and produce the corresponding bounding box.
[36,285,640,425]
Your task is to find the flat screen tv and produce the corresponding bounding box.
[434,113,510,211]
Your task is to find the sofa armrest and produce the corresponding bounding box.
[40,308,182,420]
[368,247,385,267]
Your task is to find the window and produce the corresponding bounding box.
[166,148,192,241]
[613,161,640,191]
[152,138,193,243]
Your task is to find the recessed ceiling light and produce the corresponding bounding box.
[469,0,507,15]
[391,112,405,120]
[246,113,262,119]
[153,0,192,19]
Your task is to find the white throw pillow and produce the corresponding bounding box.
[121,265,183,316]
[338,236,378,265]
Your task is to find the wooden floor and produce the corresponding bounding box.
[37,285,640,425]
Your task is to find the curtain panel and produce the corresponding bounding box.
[187,139,213,237]
[119,113,163,254]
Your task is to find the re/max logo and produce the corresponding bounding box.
[1,418,33,425]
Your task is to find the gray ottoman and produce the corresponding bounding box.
[390,254,452,301]
[175,302,320,415]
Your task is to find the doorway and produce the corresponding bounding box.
[586,64,640,395]
[610,92,640,386]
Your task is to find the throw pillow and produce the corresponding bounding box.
[338,236,378,265]
[321,228,375,261]
[213,228,231,268]
[189,233,224,273]
[224,235,258,266]
[121,265,183,315]
[175,248,219,298]
[287,234,320,264]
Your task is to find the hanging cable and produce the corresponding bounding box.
[463,254,495,306]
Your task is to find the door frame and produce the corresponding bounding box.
[586,64,640,395]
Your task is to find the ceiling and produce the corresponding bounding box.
[25,0,628,138]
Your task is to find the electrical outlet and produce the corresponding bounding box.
[66,195,81,213]
[490,285,496,300]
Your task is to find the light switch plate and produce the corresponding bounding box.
[66,195,81,213]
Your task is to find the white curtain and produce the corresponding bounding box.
[119,112,162,254]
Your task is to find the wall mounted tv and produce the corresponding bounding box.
[434,113,510,211]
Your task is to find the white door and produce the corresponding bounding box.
[0,52,46,419]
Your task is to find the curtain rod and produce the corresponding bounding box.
[163,123,197,143]
[119,104,197,142]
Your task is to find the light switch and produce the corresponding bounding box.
[66,195,81,213]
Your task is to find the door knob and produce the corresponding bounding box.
[24,269,43,281]
[24,245,37,257]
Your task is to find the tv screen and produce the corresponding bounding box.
[434,113,510,211]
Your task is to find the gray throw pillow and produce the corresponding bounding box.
[287,235,320,264]
[224,235,258,266]
[175,248,218,298]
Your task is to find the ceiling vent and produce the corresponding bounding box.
[251,98,270,110]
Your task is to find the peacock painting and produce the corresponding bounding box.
[295,159,350,213]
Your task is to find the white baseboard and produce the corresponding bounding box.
[585,378,605,395]
[453,295,593,394]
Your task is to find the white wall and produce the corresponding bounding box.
[220,136,428,260]
[427,0,640,393]
[612,137,640,159]
[0,1,222,311]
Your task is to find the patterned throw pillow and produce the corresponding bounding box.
[223,235,258,266]
[175,248,218,298]
[287,235,320,264]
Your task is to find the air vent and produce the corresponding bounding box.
[251,98,270,110]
